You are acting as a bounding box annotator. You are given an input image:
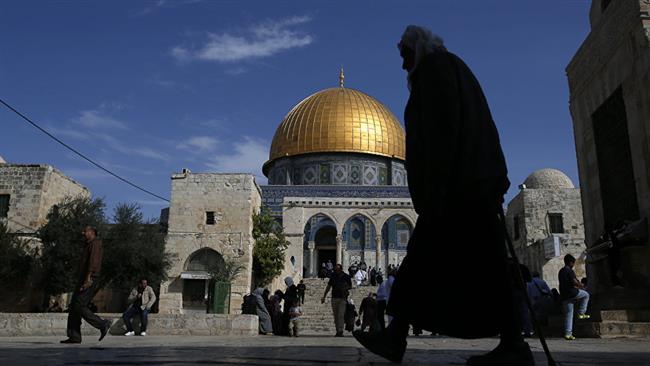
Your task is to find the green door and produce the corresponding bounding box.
[209,281,231,314]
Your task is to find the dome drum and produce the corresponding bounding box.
[266,152,407,186]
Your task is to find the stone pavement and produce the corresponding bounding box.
[0,334,648,365]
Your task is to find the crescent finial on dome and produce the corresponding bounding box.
[339,67,345,88]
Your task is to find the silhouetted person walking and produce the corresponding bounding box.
[354,25,532,365]
[60,225,112,344]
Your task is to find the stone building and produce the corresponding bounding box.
[566,0,650,307]
[158,172,261,314]
[160,74,416,312]
[506,169,586,289]
[262,72,416,289]
[0,162,89,237]
[0,160,89,311]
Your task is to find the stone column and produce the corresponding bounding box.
[307,241,315,277]
[375,235,382,270]
[336,235,342,265]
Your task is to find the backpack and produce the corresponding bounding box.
[242,294,257,315]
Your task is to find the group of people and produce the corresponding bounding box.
[516,254,590,341]
[320,263,397,337]
[242,278,307,337]
[58,225,157,343]
[59,24,598,366]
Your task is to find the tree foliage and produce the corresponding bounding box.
[0,221,36,284]
[252,207,289,287]
[101,203,172,294]
[38,196,106,297]
[38,197,173,301]
[209,257,245,283]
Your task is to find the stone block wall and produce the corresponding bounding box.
[159,172,261,314]
[0,164,89,233]
[567,0,650,295]
[506,186,586,287]
[0,313,258,337]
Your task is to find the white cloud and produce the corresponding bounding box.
[225,67,247,76]
[136,0,202,17]
[177,136,219,152]
[62,168,112,180]
[73,110,129,130]
[149,76,176,88]
[171,15,313,62]
[206,137,268,181]
[94,133,170,161]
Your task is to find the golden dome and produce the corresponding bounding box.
[265,85,405,170]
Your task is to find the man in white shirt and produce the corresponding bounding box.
[355,268,367,286]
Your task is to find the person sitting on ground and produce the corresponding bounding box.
[559,254,590,340]
[288,299,303,337]
[252,288,273,335]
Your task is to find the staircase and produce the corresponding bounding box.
[299,278,378,334]
[543,309,650,338]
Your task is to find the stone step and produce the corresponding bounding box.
[298,279,380,333]
[599,310,650,322]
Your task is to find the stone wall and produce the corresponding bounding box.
[0,313,257,337]
[567,0,650,296]
[0,164,89,233]
[506,185,586,288]
[159,172,261,314]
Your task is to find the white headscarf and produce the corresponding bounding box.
[284,276,294,287]
[398,25,446,89]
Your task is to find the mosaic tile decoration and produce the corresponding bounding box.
[319,164,331,184]
[363,165,378,185]
[350,164,361,185]
[378,167,387,185]
[303,166,318,184]
[332,164,347,184]
[292,168,302,185]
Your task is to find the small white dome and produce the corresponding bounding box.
[523,169,574,189]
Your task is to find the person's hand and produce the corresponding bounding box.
[80,278,92,292]
[137,293,142,298]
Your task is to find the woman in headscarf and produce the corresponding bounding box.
[281,277,298,336]
[353,25,533,366]
[252,288,273,335]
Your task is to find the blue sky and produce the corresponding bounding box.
[1,0,592,220]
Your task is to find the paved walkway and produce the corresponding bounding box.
[0,334,648,365]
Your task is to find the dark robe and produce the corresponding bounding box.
[386,50,513,339]
[281,285,298,336]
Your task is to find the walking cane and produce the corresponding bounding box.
[497,206,558,366]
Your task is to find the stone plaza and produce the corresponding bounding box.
[0,335,648,366]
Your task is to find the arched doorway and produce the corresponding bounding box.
[181,248,224,313]
[381,215,413,268]
[303,214,337,278]
[343,214,376,267]
[315,225,337,270]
